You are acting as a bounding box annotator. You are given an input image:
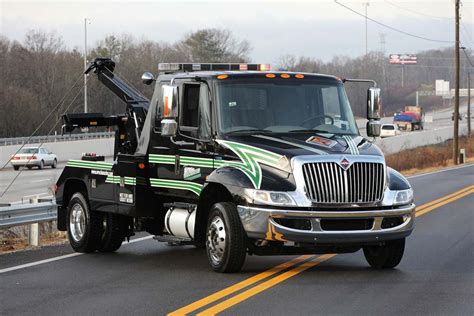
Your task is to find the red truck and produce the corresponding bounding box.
[393,106,424,131]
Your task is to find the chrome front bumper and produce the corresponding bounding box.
[237,204,415,244]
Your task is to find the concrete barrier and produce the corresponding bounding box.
[1,138,114,168]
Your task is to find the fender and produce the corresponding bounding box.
[387,167,411,190]
[207,164,296,192]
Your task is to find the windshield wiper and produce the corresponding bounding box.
[287,129,332,134]
[226,128,273,135]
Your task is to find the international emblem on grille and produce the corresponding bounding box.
[340,157,350,170]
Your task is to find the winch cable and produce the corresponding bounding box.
[0,73,84,172]
[0,74,88,198]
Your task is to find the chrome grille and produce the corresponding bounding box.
[302,162,385,204]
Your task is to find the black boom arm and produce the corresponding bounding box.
[84,58,150,111]
[62,58,151,156]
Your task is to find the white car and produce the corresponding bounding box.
[380,124,401,138]
[10,147,57,170]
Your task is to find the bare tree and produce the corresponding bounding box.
[176,28,251,63]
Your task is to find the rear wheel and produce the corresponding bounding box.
[363,238,405,269]
[38,160,44,170]
[13,166,19,171]
[67,192,103,253]
[98,213,126,252]
[206,202,246,273]
[52,159,57,168]
[27,166,32,170]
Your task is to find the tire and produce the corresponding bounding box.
[98,213,126,252]
[27,166,32,170]
[13,166,19,171]
[52,159,57,168]
[206,202,246,273]
[66,192,104,253]
[363,238,405,269]
[38,160,44,170]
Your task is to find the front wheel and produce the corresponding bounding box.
[206,202,246,273]
[13,166,19,171]
[52,159,57,168]
[38,160,44,170]
[363,238,405,269]
[67,192,103,253]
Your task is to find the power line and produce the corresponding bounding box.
[460,23,473,48]
[384,0,452,20]
[334,1,454,44]
[462,48,474,67]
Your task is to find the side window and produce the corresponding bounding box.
[181,83,200,128]
[180,83,211,139]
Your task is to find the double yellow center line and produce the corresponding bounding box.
[169,185,474,316]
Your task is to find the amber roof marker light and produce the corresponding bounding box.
[265,74,276,78]
[295,74,305,79]
[217,74,228,80]
[280,74,291,79]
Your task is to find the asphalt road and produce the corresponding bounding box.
[0,164,473,315]
[0,164,65,204]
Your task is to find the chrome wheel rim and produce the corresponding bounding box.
[207,215,226,265]
[69,203,86,242]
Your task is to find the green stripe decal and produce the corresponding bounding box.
[149,178,203,195]
[67,160,113,171]
[149,141,286,190]
[215,140,284,189]
[343,136,359,155]
[105,176,136,185]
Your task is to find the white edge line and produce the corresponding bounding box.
[0,236,153,274]
[407,163,474,179]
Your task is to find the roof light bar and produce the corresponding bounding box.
[158,63,271,73]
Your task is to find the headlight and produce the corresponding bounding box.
[393,188,414,205]
[244,189,296,206]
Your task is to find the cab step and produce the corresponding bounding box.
[153,234,193,246]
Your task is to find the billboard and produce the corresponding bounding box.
[389,54,417,64]
[436,80,450,97]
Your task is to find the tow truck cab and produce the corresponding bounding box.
[56,61,415,272]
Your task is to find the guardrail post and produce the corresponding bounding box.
[29,223,39,246]
[459,148,465,164]
[28,197,40,246]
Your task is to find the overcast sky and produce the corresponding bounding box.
[0,0,472,64]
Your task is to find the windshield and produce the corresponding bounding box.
[216,77,359,135]
[19,148,39,154]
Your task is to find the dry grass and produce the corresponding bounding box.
[386,136,474,174]
[0,223,67,253]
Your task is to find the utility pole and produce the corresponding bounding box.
[84,18,90,113]
[453,0,460,164]
[468,72,471,137]
[363,2,370,56]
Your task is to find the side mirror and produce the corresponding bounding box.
[161,119,177,137]
[367,120,381,137]
[367,87,382,120]
[162,85,179,117]
[141,72,155,85]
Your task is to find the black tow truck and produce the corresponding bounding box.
[55,58,415,272]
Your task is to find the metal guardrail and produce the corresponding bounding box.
[0,132,114,146]
[0,201,57,229]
